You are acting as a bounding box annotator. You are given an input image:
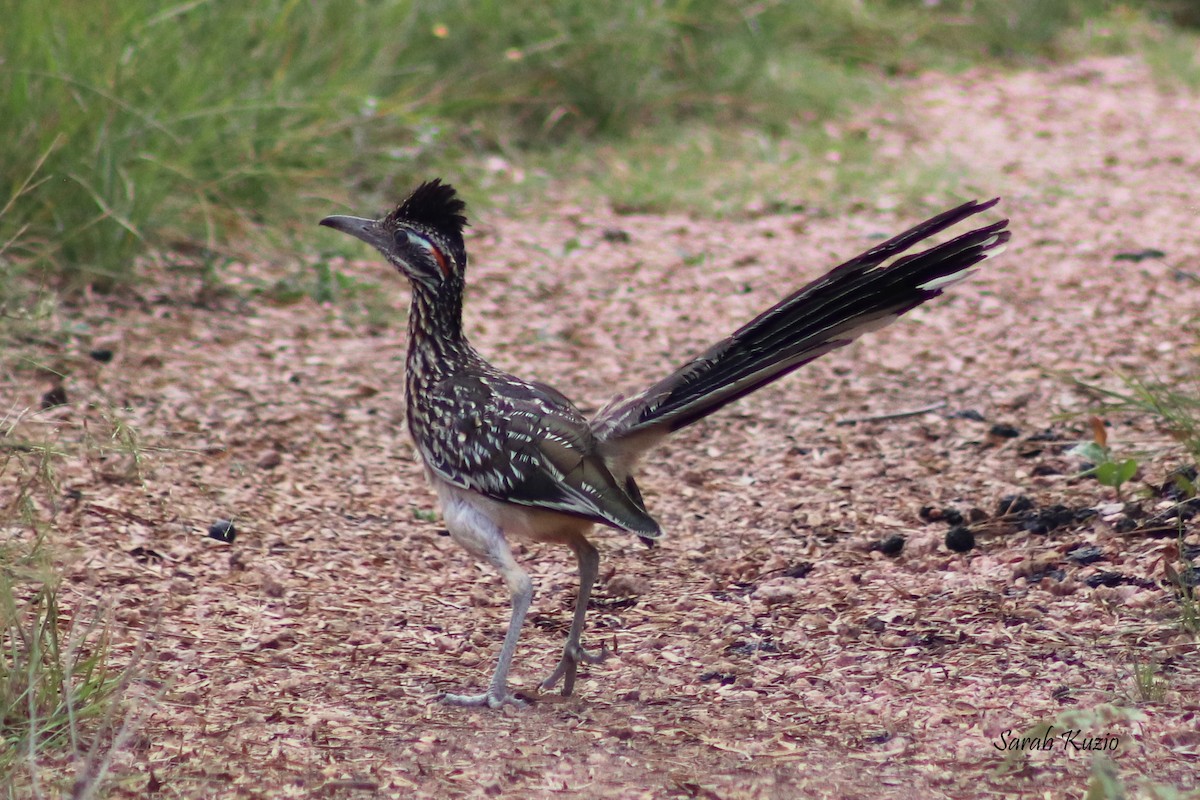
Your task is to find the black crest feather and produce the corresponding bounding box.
[388,179,468,237]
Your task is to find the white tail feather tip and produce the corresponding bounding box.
[917,268,979,291]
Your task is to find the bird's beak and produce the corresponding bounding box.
[319,215,389,251]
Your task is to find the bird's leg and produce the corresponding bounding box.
[442,560,532,708]
[439,499,533,709]
[541,537,606,696]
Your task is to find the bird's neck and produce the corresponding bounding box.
[405,284,478,385]
[404,284,486,452]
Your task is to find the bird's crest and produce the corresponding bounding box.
[386,179,468,238]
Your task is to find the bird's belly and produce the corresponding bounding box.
[428,471,594,549]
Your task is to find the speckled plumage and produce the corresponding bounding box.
[320,181,1010,708]
[404,305,659,537]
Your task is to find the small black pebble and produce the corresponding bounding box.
[698,671,736,685]
[726,640,780,656]
[1113,517,1138,533]
[1175,569,1200,589]
[1019,504,1079,534]
[782,562,814,578]
[1161,466,1199,500]
[1026,567,1066,584]
[952,409,986,422]
[1113,248,1165,262]
[208,519,236,543]
[997,494,1035,516]
[989,423,1020,439]
[864,616,887,632]
[1066,545,1105,565]
[878,534,906,557]
[1085,571,1126,589]
[919,505,963,525]
[129,546,163,563]
[945,525,975,552]
[1032,464,1062,476]
[591,595,638,611]
[1051,685,1074,704]
[601,227,632,244]
[89,349,114,363]
[41,386,68,409]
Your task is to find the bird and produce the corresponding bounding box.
[320,180,1009,708]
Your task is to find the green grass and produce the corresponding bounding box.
[534,121,991,218]
[0,563,120,796]
[1141,21,1200,89]
[255,259,402,328]
[1,414,142,797]
[2,0,1192,297]
[1130,658,1169,702]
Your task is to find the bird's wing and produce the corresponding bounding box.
[416,373,661,538]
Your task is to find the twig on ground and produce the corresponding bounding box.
[836,400,948,426]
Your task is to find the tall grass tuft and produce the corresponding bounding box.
[0,566,120,782]
[1,414,142,795]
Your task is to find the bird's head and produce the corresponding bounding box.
[320,179,468,292]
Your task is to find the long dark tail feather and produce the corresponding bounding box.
[594,199,1009,444]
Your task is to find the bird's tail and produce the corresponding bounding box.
[593,199,1009,447]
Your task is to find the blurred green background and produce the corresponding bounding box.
[1,0,1196,294]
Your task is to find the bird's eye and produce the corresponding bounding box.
[397,229,450,277]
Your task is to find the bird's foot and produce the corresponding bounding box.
[541,642,607,695]
[441,689,525,709]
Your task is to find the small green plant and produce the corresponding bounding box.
[1067,373,1200,468]
[1083,753,1200,800]
[1068,417,1140,501]
[1082,756,1126,800]
[1130,659,1169,702]
[1095,456,1139,499]
[413,508,439,523]
[993,704,1144,777]
[1063,375,1200,634]
[997,705,1199,798]
[1164,545,1199,634]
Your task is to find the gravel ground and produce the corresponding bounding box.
[4,56,1200,798]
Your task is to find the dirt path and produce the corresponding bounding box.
[8,56,1200,798]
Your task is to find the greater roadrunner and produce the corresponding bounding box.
[320,180,1009,708]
